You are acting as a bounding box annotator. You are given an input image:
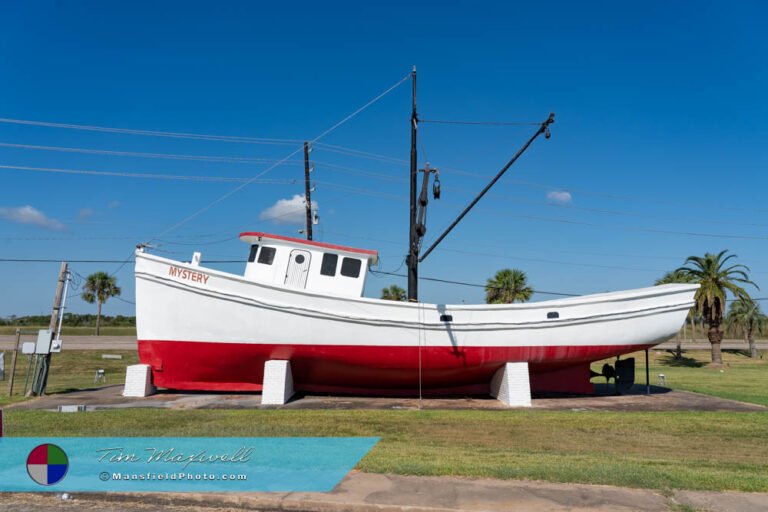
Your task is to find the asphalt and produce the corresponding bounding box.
[0,335,136,351]
[1,472,767,511]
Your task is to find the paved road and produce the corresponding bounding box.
[0,335,136,351]
[656,340,767,351]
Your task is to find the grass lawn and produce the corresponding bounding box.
[1,348,766,492]
[2,408,767,493]
[0,350,138,406]
[0,326,137,336]
[593,349,768,406]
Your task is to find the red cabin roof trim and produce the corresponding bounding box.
[239,232,378,258]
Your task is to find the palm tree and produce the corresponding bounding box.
[81,272,122,335]
[655,269,697,359]
[380,284,406,301]
[675,250,757,364]
[485,269,533,304]
[726,299,766,359]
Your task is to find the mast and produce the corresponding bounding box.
[303,142,313,240]
[407,66,418,302]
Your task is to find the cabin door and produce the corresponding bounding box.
[285,249,312,288]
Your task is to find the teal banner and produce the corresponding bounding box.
[0,437,378,492]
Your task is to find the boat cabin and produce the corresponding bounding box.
[239,232,379,297]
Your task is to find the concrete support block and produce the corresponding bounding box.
[122,364,156,397]
[261,360,294,405]
[490,362,532,407]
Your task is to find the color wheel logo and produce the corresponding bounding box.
[26,443,69,486]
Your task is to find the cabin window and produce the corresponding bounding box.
[320,253,338,276]
[248,244,259,263]
[257,246,276,265]
[340,257,362,278]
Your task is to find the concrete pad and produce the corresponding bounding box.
[6,382,765,413]
[675,489,768,512]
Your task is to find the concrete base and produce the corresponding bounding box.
[122,364,156,397]
[490,362,532,407]
[261,360,294,405]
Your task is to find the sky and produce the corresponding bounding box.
[0,1,766,316]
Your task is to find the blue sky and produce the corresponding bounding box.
[0,1,766,316]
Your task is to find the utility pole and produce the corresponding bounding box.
[6,329,20,396]
[28,262,67,396]
[303,142,313,241]
[407,66,419,302]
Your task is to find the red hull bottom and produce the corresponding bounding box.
[137,340,651,396]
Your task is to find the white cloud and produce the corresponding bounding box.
[0,205,65,231]
[78,208,94,221]
[546,190,572,204]
[107,200,121,209]
[259,194,317,226]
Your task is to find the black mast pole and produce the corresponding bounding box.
[407,66,419,301]
[303,142,313,241]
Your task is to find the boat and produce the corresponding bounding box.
[134,71,698,398]
[134,231,698,396]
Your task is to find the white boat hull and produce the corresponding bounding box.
[135,252,698,394]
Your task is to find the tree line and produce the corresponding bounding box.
[0,313,135,327]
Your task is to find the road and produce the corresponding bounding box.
[0,335,137,351]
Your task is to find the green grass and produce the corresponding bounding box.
[593,349,768,406]
[0,326,136,336]
[0,350,138,405]
[2,349,766,492]
[3,408,768,492]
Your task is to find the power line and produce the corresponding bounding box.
[420,119,541,126]
[0,118,301,146]
[307,144,768,215]
[369,269,579,296]
[151,73,411,241]
[316,180,406,201]
[313,143,408,165]
[499,195,768,229]
[0,163,297,184]
[0,141,304,164]
[484,212,768,241]
[0,140,408,181]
